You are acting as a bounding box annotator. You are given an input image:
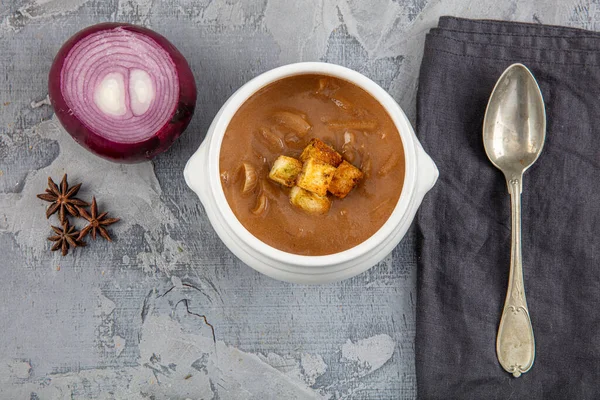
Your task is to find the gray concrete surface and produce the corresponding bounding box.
[0,0,592,398]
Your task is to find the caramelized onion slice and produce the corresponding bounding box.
[361,154,372,178]
[241,162,258,194]
[378,153,400,176]
[272,111,312,135]
[256,127,284,152]
[315,77,339,96]
[317,78,329,93]
[330,95,354,113]
[326,120,377,131]
[342,131,356,163]
[251,192,269,215]
[370,199,391,217]
[342,148,355,163]
[220,171,230,186]
[260,179,280,199]
[284,132,304,148]
[343,131,355,145]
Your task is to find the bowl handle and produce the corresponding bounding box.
[414,141,439,199]
[184,141,210,204]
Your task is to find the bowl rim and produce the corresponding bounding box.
[206,62,417,268]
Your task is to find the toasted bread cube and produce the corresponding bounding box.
[328,160,364,199]
[268,156,303,187]
[300,138,343,167]
[296,158,337,196]
[289,186,331,215]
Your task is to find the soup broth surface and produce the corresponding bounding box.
[220,74,405,255]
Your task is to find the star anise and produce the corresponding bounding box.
[77,197,120,241]
[48,222,86,256]
[37,174,89,224]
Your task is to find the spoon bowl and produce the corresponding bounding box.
[483,63,546,378]
[483,64,546,180]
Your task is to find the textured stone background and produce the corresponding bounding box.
[0,0,595,398]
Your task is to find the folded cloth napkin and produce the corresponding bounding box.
[416,16,600,399]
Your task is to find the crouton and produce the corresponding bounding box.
[300,138,343,167]
[289,186,331,215]
[296,158,337,196]
[328,160,364,199]
[268,156,303,187]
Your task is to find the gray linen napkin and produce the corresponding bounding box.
[416,16,600,399]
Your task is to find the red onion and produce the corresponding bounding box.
[49,23,197,163]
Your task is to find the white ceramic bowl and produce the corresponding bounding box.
[184,62,438,284]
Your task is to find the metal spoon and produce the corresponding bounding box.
[483,63,546,378]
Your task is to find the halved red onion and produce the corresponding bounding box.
[49,23,197,163]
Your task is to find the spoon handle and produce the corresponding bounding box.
[496,177,535,377]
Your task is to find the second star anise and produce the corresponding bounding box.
[48,222,86,256]
[37,174,89,224]
[77,197,120,241]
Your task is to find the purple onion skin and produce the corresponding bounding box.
[48,23,197,163]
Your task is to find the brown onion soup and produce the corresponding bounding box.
[219,74,405,255]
